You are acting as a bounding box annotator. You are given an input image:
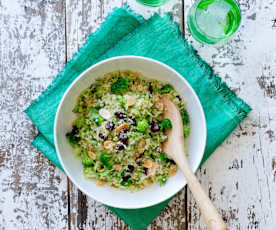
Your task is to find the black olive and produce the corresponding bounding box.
[150,119,160,132]
[122,175,131,182]
[98,133,106,140]
[114,112,126,119]
[143,167,148,175]
[149,82,153,94]
[128,116,137,126]
[71,125,79,135]
[105,121,115,131]
[167,159,176,164]
[127,165,135,173]
[119,134,128,145]
[135,155,143,166]
[116,144,125,151]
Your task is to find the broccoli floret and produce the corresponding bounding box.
[82,150,94,166]
[110,77,130,93]
[136,119,149,132]
[183,125,190,137]
[161,118,172,130]
[100,152,112,169]
[66,132,80,146]
[159,84,174,94]
[180,109,189,125]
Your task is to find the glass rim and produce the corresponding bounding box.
[136,0,168,7]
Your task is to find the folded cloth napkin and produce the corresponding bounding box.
[25,6,251,230]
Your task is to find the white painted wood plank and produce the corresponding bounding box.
[0,0,68,229]
[184,0,276,229]
[65,0,186,229]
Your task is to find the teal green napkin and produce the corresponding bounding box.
[25,6,251,230]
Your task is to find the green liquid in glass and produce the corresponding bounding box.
[137,0,167,7]
[188,0,241,44]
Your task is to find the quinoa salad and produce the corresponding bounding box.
[66,70,190,191]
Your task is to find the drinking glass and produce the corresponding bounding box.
[188,0,241,45]
[136,0,168,7]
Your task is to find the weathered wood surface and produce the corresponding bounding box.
[0,0,68,229]
[184,0,276,229]
[0,0,276,229]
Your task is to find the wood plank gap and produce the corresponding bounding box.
[185,185,188,230]
[65,0,68,63]
[181,0,185,34]
[77,190,88,229]
[67,178,72,230]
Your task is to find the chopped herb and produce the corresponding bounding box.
[159,153,166,161]
[111,77,130,93]
[183,125,190,137]
[90,107,104,126]
[180,108,189,125]
[74,117,85,129]
[158,175,168,185]
[72,104,87,113]
[159,84,174,94]
[82,150,94,166]
[100,152,112,169]
[66,131,80,146]
[161,118,172,130]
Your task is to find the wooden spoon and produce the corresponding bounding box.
[162,95,227,230]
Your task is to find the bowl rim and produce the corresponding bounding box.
[54,55,207,209]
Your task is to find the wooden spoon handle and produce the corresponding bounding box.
[177,156,227,230]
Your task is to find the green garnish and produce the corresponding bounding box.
[111,77,130,93]
[74,117,85,129]
[183,125,190,137]
[82,150,94,166]
[90,107,104,126]
[72,104,87,113]
[180,108,189,125]
[66,132,80,146]
[159,84,174,94]
[159,153,166,161]
[100,152,112,169]
[158,175,168,185]
[161,118,172,130]
[136,119,149,132]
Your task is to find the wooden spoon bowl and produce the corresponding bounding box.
[162,95,227,230]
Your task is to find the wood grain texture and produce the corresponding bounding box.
[184,0,276,229]
[0,0,68,229]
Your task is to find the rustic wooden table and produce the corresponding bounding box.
[1,0,275,229]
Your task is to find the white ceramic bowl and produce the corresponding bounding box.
[55,56,206,209]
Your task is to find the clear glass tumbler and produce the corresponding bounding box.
[188,0,241,45]
[136,0,168,7]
